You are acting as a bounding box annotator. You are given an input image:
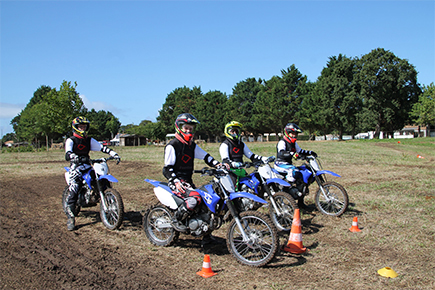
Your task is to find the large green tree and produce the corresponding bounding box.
[225,78,264,134]
[253,65,308,137]
[194,90,227,142]
[355,48,421,138]
[410,83,435,135]
[11,85,53,133]
[13,81,85,148]
[314,54,361,139]
[87,109,121,140]
[157,86,202,135]
[253,76,289,136]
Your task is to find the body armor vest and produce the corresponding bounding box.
[223,138,245,162]
[70,136,91,157]
[167,138,196,179]
[276,137,296,164]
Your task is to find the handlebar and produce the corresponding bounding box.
[194,167,228,177]
[90,156,120,165]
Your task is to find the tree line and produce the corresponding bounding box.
[5,48,435,146]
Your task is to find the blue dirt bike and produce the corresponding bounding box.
[231,158,298,232]
[282,155,349,217]
[142,167,279,267]
[62,156,124,230]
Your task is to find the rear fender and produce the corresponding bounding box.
[145,179,178,209]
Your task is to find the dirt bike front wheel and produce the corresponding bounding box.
[62,186,81,216]
[227,210,279,267]
[100,188,124,230]
[143,203,179,247]
[315,181,348,217]
[268,191,298,232]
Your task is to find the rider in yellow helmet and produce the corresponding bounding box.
[65,117,121,231]
[219,121,274,170]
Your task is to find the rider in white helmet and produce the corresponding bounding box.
[275,123,317,208]
[162,113,224,245]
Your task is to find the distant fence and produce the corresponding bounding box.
[51,142,64,149]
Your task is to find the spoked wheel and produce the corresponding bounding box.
[315,181,348,217]
[268,191,298,232]
[143,204,179,247]
[227,210,279,267]
[62,186,81,216]
[100,189,124,230]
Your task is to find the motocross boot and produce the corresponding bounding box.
[66,205,76,231]
[298,197,309,210]
[67,217,76,231]
[171,204,189,233]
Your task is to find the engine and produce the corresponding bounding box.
[187,212,210,236]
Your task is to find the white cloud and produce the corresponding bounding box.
[0,102,25,119]
[80,95,119,113]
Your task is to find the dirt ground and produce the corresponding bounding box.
[1,156,434,290]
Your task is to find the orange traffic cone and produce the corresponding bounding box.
[282,208,307,254]
[196,254,217,278]
[349,216,362,232]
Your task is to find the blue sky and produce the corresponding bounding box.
[1,0,434,137]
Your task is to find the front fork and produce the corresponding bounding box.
[226,198,251,241]
[315,175,330,202]
[95,179,108,212]
[263,184,282,216]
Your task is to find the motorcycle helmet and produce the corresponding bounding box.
[72,116,90,138]
[224,121,242,142]
[284,123,302,139]
[175,113,200,143]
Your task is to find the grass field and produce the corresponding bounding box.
[1,137,434,289]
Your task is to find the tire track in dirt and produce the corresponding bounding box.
[0,176,190,290]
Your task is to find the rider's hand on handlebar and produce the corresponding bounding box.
[174,179,186,193]
[217,163,230,170]
[231,161,243,169]
[79,155,90,164]
[262,156,275,164]
[309,151,317,158]
[292,153,299,160]
[114,154,121,164]
[69,153,79,164]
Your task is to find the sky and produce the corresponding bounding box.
[1,0,434,138]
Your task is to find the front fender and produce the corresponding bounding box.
[229,191,268,204]
[266,178,291,187]
[98,174,118,183]
[316,170,341,178]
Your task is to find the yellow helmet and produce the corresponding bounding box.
[72,116,90,137]
[224,121,243,141]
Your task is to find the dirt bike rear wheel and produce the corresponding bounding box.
[62,186,81,216]
[226,210,279,267]
[143,203,179,247]
[268,191,298,232]
[315,181,348,217]
[100,188,124,230]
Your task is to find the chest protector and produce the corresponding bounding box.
[168,138,196,177]
[276,137,296,163]
[223,138,245,162]
[71,136,91,157]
